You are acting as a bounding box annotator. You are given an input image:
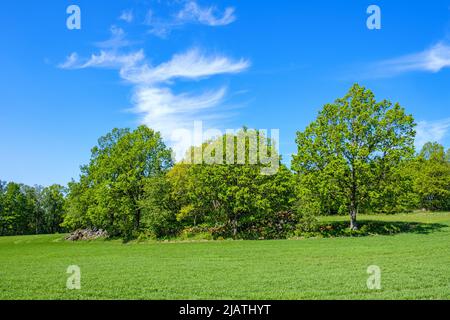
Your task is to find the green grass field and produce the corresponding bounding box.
[0,212,449,300]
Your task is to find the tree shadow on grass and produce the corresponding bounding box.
[314,220,448,238]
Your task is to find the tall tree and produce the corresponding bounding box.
[41,185,66,234]
[0,181,5,234]
[292,84,416,229]
[0,183,30,235]
[64,126,173,237]
[22,185,42,234]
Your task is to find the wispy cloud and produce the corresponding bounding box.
[59,2,247,159]
[59,50,145,70]
[146,1,236,38]
[121,48,249,84]
[58,53,79,69]
[95,26,133,50]
[59,47,249,158]
[123,49,249,143]
[371,42,450,78]
[119,10,134,23]
[132,86,228,133]
[177,1,236,26]
[415,118,450,150]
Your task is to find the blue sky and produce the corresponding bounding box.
[1,0,450,186]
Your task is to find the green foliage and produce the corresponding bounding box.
[292,84,416,229]
[0,183,29,235]
[62,178,92,230]
[367,160,419,214]
[293,190,321,235]
[140,176,180,239]
[40,185,66,234]
[179,226,214,241]
[412,142,450,211]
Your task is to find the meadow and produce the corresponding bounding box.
[0,212,449,300]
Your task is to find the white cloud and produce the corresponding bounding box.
[415,118,450,150]
[122,49,248,159]
[121,48,249,84]
[58,53,79,69]
[59,47,249,159]
[177,1,236,26]
[60,2,246,158]
[119,10,134,23]
[59,50,145,70]
[132,86,227,132]
[147,1,236,38]
[60,27,137,69]
[144,10,172,38]
[95,26,132,50]
[374,42,450,77]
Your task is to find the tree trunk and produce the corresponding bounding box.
[350,207,358,230]
[134,208,141,231]
[232,218,238,239]
[350,164,358,231]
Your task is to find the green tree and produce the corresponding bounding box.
[63,177,93,230]
[23,185,43,234]
[64,126,173,238]
[41,185,66,233]
[292,84,416,229]
[0,181,5,231]
[169,129,295,239]
[413,142,450,211]
[0,183,30,235]
[139,176,180,238]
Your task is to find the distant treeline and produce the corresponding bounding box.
[0,182,65,236]
[1,84,450,239]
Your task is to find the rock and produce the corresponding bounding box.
[65,228,108,241]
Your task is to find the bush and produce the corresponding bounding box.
[179,227,214,241]
[293,197,320,236]
[142,208,179,239]
[223,211,298,240]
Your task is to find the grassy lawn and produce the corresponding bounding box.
[0,212,449,300]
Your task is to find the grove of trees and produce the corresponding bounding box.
[2,84,450,239]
